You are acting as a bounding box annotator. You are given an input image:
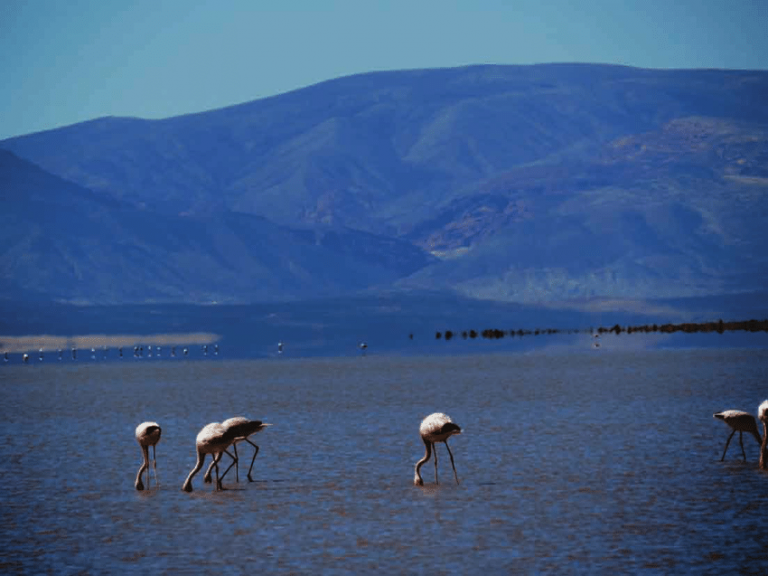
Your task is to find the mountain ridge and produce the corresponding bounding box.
[2,64,767,304]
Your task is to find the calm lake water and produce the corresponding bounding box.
[1,348,767,574]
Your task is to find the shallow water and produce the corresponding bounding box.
[1,349,768,574]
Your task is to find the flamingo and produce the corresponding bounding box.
[414,413,462,486]
[759,400,768,470]
[181,422,238,492]
[135,422,162,490]
[713,410,763,462]
[204,417,271,484]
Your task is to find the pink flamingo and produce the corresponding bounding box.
[203,417,271,483]
[758,400,768,470]
[414,412,462,486]
[713,410,762,462]
[134,422,161,490]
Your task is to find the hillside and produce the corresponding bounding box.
[2,64,768,304]
[0,150,433,303]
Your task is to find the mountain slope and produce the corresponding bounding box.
[5,65,767,228]
[0,150,433,303]
[2,64,768,303]
[399,116,768,299]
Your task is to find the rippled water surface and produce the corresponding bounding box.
[2,349,768,574]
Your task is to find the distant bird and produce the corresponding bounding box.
[414,413,462,486]
[182,422,237,492]
[135,422,162,491]
[203,417,272,483]
[39,348,44,361]
[278,341,283,355]
[57,349,63,361]
[22,353,29,363]
[71,347,77,360]
[3,352,8,363]
[759,400,768,471]
[713,410,763,462]
[359,342,368,356]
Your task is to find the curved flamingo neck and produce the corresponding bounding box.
[135,445,150,490]
[414,439,432,484]
[182,449,206,492]
[760,422,767,470]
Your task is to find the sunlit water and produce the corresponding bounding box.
[1,348,768,574]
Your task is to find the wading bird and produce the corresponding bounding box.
[759,400,768,470]
[182,422,237,492]
[414,412,462,486]
[135,422,162,490]
[713,410,762,462]
[204,417,271,483]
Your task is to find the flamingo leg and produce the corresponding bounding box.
[203,453,222,483]
[433,442,439,484]
[739,431,747,462]
[152,444,158,487]
[233,443,240,483]
[444,440,460,485]
[217,449,238,488]
[721,429,736,461]
[212,452,223,490]
[245,439,260,482]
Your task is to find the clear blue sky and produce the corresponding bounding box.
[1,0,766,140]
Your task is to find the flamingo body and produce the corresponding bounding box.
[135,421,161,490]
[414,412,462,486]
[758,400,768,470]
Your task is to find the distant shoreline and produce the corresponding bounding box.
[0,333,220,353]
[435,318,768,341]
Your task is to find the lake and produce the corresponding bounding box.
[1,348,767,574]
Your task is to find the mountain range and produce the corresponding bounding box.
[2,63,768,306]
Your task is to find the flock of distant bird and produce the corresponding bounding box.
[713,399,768,470]
[134,412,463,491]
[134,400,768,493]
[7,342,376,364]
[6,344,220,364]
